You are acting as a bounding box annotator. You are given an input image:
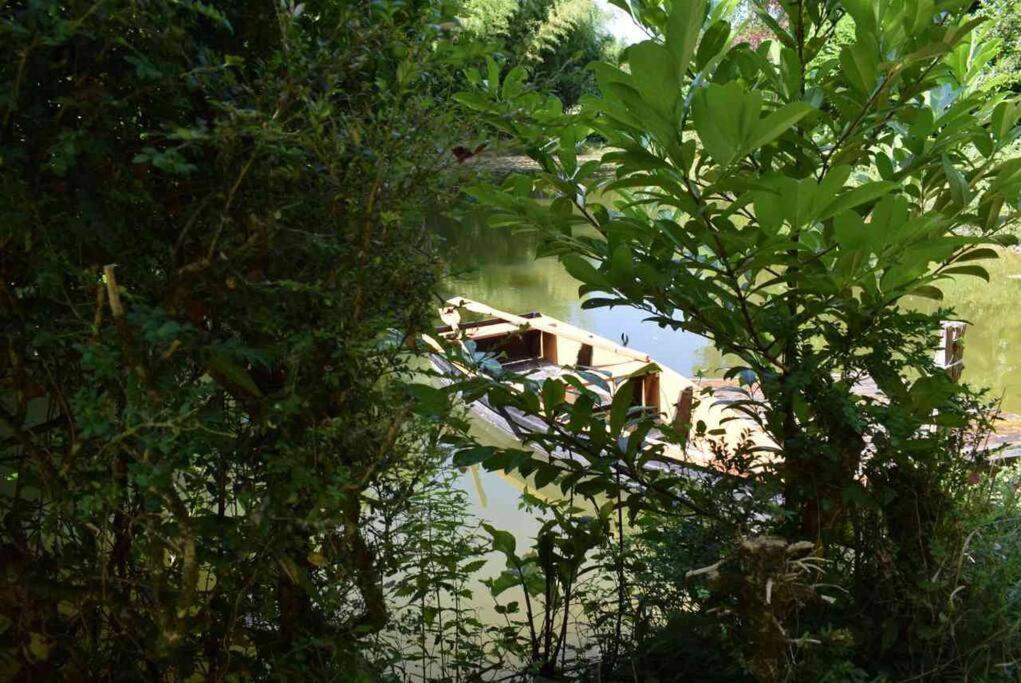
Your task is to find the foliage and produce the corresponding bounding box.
[0,0,475,678]
[453,0,1021,678]
[979,0,1021,93]
[460,0,620,106]
[379,468,498,681]
[479,492,608,677]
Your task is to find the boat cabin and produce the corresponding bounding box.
[430,297,698,432]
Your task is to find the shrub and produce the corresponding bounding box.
[0,0,470,678]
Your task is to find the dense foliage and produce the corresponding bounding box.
[2,0,1019,681]
[460,0,619,106]
[455,0,1021,678]
[980,0,1021,92]
[0,0,474,678]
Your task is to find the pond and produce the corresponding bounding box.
[431,210,1021,543]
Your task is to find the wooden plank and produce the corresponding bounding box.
[936,320,967,383]
[672,386,694,431]
[541,331,558,364]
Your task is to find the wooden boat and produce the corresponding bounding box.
[422,297,771,470]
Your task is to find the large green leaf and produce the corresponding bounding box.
[696,19,730,70]
[691,82,761,166]
[942,155,970,207]
[628,41,681,120]
[834,211,870,251]
[561,253,611,288]
[818,182,898,221]
[991,100,1021,146]
[482,523,517,559]
[941,264,990,281]
[665,0,707,78]
[609,379,634,435]
[745,101,814,152]
[840,39,880,95]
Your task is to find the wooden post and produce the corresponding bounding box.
[935,321,967,382]
[643,373,660,412]
[576,343,593,367]
[541,331,558,364]
[672,386,694,434]
[439,305,461,331]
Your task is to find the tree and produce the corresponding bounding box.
[979,0,1021,93]
[455,0,1021,676]
[460,0,620,106]
[0,0,471,678]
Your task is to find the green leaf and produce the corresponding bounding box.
[665,0,707,78]
[843,0,877,35]
[406,382,447,415]
[909,375,957,414]
[533,463,560,489]
[691,82,761,166]
[752,4,795,48]
[834,211,870,251]
[454,91,496,113]
[746,101,813,152]
[627,41,680,121]
[779,47,802,98]
[482,523,517,559]
[942,155,969,207]
[453,446,494,468]
[753,189,784,232]
[486,56,501,95]
[462,559,488,573]
[487,569,520,597]
[907,285,944,300]
[542,378,566,413]
[952,247,998,263]
[561,254,610,288]
[818,182,898,221]
[941,264,990,281]
[207,351,262,397]
[28,633,52,662]
[839,39,880,95]
[696,19,730,70]
[609,379,634,435]
[776,176,819,230]
[990,100,1020,145]
[502,66,527,99]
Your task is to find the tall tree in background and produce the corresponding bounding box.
[461,0,619,106]
[979,0,1021,93]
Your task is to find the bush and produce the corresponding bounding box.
[0,0,471,678]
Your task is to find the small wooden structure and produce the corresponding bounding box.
[936,321,967,383]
